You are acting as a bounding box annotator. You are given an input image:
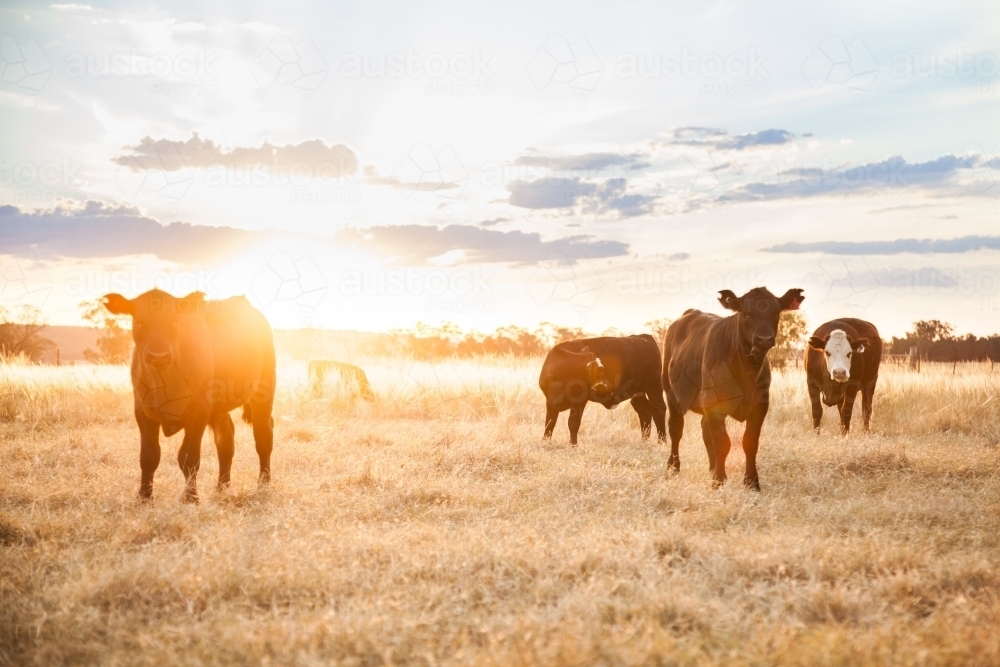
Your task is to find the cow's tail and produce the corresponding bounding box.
[241,403,253,424]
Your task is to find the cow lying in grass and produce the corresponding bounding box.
[104,289,276,502]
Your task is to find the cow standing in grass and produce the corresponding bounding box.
[103,290,276,502]
[804,318,881,434]
[662,287,804,490]
[539,335,666,445]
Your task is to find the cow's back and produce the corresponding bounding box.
[556,335,662,394]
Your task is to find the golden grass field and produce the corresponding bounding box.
[2,356,1000,666]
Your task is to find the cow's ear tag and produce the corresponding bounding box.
[857,345,865,354]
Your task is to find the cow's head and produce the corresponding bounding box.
[103,289,206,370]
[719,286,804,357]
[581,346,613,399]
[808,329,868,383]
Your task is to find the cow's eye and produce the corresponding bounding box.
[825,351,830,356]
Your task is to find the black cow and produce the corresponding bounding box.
[539,335,666,445]
[662,287,804,490]
[104,289,276,502]
[804,318,881,433]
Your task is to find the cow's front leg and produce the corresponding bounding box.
[177,421,207,502]
[703,413,730,487]
[807,378,823,432]
[567,403,586,446]
[629,394,653,440]
[136,408,160,500]
[543,401,560,440]
[839,385,860,435]
[742,405,766,491]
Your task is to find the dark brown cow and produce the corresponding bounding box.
[104,289,276,502]
[804,318,881,433]
[539,335,666,445]
[662,287,804,490]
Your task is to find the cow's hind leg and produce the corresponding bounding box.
[177,422,207,502]
[212,412,236,491]
[648,390,667,444]
[702,413,730,487]
[666,393,684,472]
[862,378,876,432]
[250,400,274,484]
[630,394,653,441]
[543,401,559,440]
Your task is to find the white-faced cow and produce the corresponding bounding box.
[539,335,666,445]
[662,287,804,491]
[804,318,881,433]
[104,290,276,502]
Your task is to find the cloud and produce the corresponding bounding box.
[513,152,650,172]
[762,234,1000,255]
[0,201,263,263]
[334,224,629,266]
[669,127,797,151]
[113,133,358,177]
[477,217,510,227]
[506,177,655,217]
[361,165,461,191]
[0,202,627,266]
[722,155,983,202]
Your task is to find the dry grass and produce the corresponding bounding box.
[2,356,1000,666]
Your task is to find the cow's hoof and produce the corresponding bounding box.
[666,456,679,472]
[258,471,271,484]
[181,491,199,504]
[137,490,153,503]
[744,479,762,492]
[216,481,230,492]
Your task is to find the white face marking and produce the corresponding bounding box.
[823,330,853,382]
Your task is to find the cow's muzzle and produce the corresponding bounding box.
[831,369,849,383]
[144,350,172,370]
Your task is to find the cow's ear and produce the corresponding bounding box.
[178,291,206,313]
[718,290,742,312]
[807,335,827,350]
[779,288,804,311]
[852,337,869,353]
[103,293,134,316]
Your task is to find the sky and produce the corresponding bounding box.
[1,0,998,336]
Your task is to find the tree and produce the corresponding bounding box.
[769,310,808,369]
[911,320,954,342]
[0,304,56,361]
[80,299,133,363]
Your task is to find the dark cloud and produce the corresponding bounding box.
[0,202,626,266]
[513,152,650,172]
[762,234,1000,255]
[0,201,262,262]
[113,133,358,177]
[334,224,628,266]
[506,177,655,217]
[669,127,796,151]
[723,155,980,202]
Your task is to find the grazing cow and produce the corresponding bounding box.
[308,360,376,400]
[103,289,276,502]
[804,318,881,433]
[662,287,804,490]
[539,335,666,445]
